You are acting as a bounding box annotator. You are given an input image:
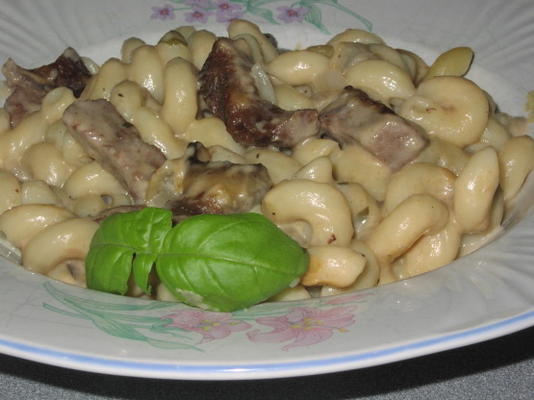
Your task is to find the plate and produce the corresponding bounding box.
[0,0,533,380]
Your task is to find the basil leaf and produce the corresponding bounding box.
[158,213,308,311]
[86,210,308,312]
[86,208,173,295]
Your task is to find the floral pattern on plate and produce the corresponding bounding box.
[1,0,533,380]
[42,282,370,351]
[150,0,373,33]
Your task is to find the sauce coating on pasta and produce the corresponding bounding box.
[0,19,532,305]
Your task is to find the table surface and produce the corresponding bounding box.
[0,326,532,400]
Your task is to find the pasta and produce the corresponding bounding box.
[293,156,335,184]
[0,170,21,214]
[21,180,62,206]
[302,245,366,288]
[422,46,474,81]
[267,50,330,86]
[244,149,301,183]
[161,59,198,135]
[0,204,74,249]
[188,30,217,70]
[182,117,244,154]
[228,19,278,62]
[21,218,99,275]
[383,163,455,214]
[498,136,534,202]
[0,20,533,304]
[0,87,75,177]
[262,179,354,247]
[331,143,392,201]
[345,59,416,104]
[454,147,500,233]
[110,80,187,158]
[398,76,489,147]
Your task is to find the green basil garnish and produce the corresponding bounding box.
[86,208,308,312]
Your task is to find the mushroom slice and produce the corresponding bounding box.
[320,87,428,171]
[199,38,319,148]
[147,142,272,215]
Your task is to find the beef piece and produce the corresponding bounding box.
[199,38,319,148]
[63,99,166,204]
[320,87,428,171]
[2,48,91,127]
[2,74,44,126]
[148,142,272,215]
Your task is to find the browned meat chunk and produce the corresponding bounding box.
[2,48,91,127]
[320,87,428,171]
[63,100,166,204]
[173,161,271,215]
[199,38,319,148]
[148,142,272,215]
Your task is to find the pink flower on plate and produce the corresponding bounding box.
[276,6,309,23]
[247,306,356,351]
[185,7,213,23]
[214,0,244,23]
[185,0,212,8]
[163,309,251,343]
[151,4,176,20]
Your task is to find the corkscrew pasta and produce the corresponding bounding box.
[0,19,533,304]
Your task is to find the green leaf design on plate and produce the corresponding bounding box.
[299,0,373,31]
[246,4,280,24]
[42,282,371,350]
[43,282,201,350]
[301,3,329,34]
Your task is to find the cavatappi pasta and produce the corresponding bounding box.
[0,20,533,303]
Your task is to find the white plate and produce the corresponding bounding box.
[0,0,533,380]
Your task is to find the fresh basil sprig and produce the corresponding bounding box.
[86,208,309,312]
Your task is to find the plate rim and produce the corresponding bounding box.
[1,0,534,380]
[0,309,532,380]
